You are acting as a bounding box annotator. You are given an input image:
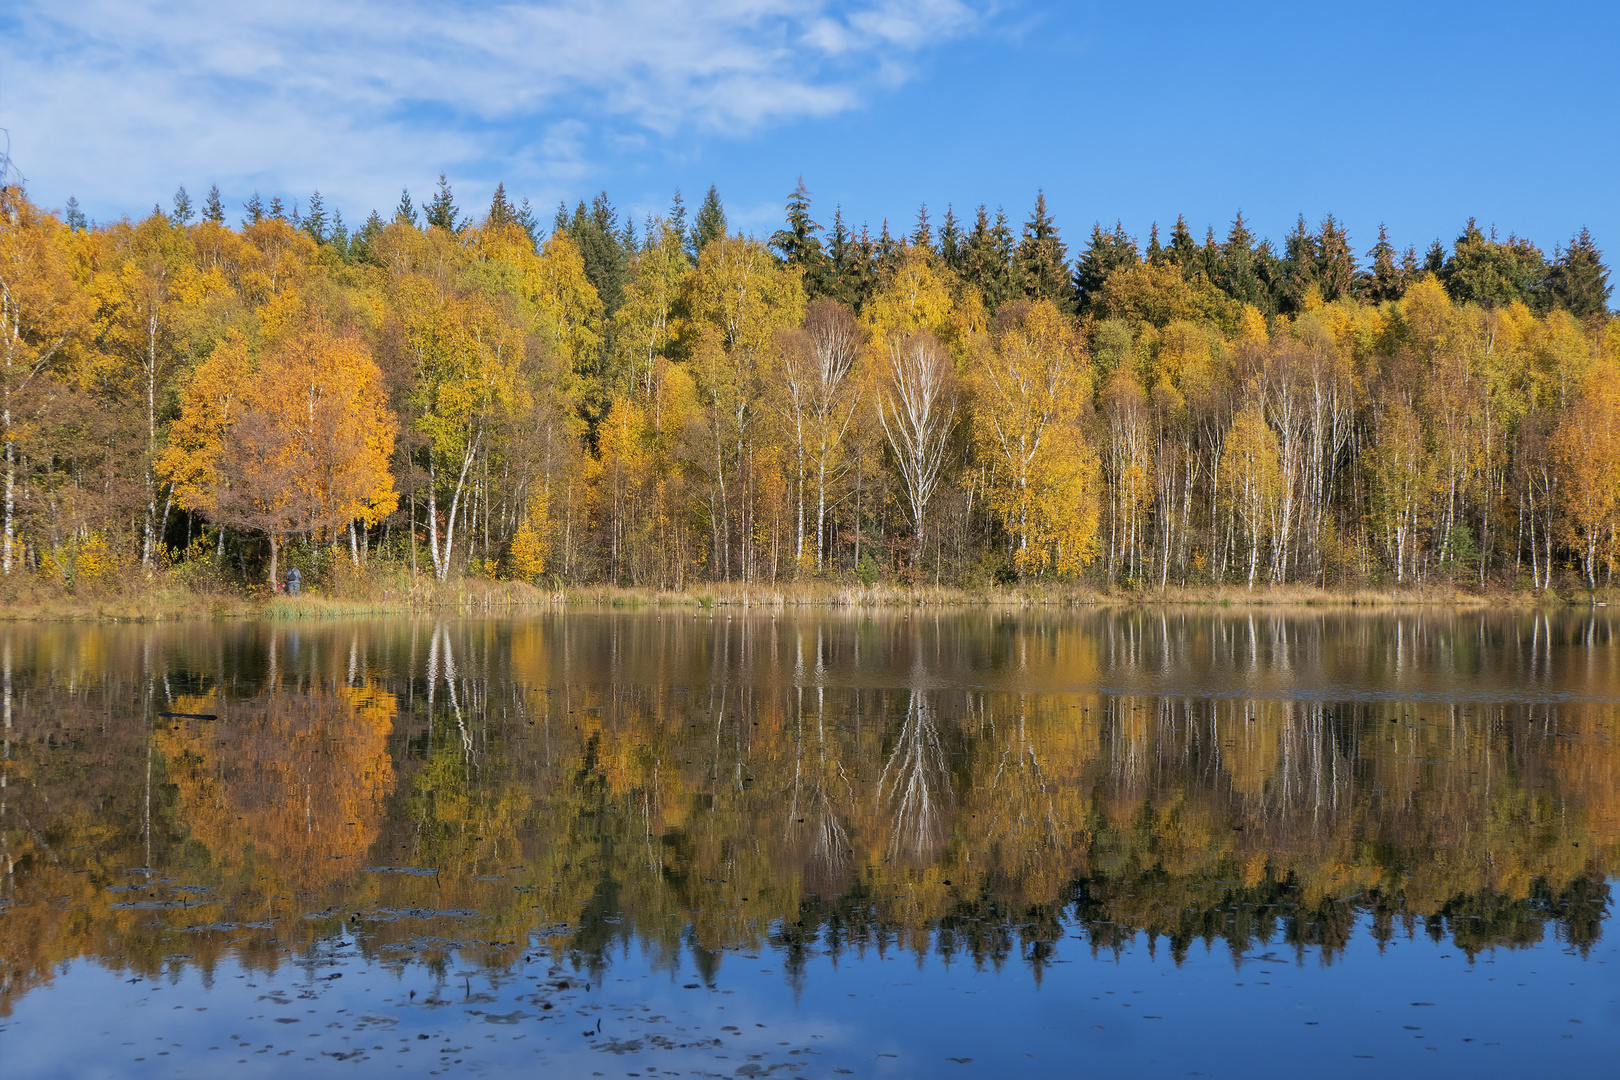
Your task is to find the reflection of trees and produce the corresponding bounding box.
[879,690,951,863]
[158,683,396,890]
[3,611,1619,1007]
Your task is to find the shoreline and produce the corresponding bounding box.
[2,576,1611,623]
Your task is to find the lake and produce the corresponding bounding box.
[1,608,1617,1077]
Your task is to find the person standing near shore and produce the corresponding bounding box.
[285,566,301,597]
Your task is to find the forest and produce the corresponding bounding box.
[1,177,1616,597]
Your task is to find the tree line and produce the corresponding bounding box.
[2,176,1616,592]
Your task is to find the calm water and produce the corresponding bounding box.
[2,609,1618,1078]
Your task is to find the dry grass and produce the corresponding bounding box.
[1,564,1605,623]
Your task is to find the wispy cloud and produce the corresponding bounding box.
[1,1,984,219]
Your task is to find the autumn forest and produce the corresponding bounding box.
[2,178,1616,597]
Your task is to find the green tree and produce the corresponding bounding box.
[689,185,727,262]
[1548,228,1612,318]
[202,186,225,225]
[1014,192,1072,310]
[1358,223,1406,303]
[770,177,829,297]
[421,173,465,233]
[1442,219,1549,309]
[1074,221,1139,313]
[961,205,1014,312]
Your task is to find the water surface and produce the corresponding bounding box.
[2,609,1617,1077]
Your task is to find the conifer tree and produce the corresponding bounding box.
[1277,214,1319,313]
[303,190,328,245]
[770,178,827,290]
[961,205,1013,311]
[244,192,265,226]
[203,185,225,225]
[64,196,86,232]
[268,196,286,220]
[1217,212,1269,310]
[1073,221,1138,313]
[668,189,688,244]
[567,192,629,317]
[937,205,963,271]
[1145,223,1164,266]
[1167,215,1199,276]
[1014,191,1072,310]
[487,182,517,229]
[1316,214,1355,302]
[689,185,727,261]
[172,186,195,226]
[421,174,463,232]
[1549,227,1612,318]
[1359,224,1406,303]
[395,188,418,226]
[911,203,933,254]
[516,197,540,248]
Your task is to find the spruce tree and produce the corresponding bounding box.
[1424,239,1446,275]
[961,205,1014,311]
[64,196,86,232]
[1013,191,1072,310]
[329,209,349,258]
[668,189,688,244]
[244,192,265,226]
[267,196,286,220]
[1216,212,1268,310]
[1277,214,1319,313]
[1359,224,1405,303]
[1549,227,1612,318]
[516,198,540,248]
[770,177,829,296]
[395,188,418,227]
[1442,219,1549,309]
[421,174,463,232]
[487,182,516,229]
[303,190,328,245]
[937,206,963,271]
[567,192,629,317]
[1073,222,1138,313]
[1167,215,1200,277]
[1316,215,1355,302]
[172,186,195,226]
[689,185,727,262]
[911,203,933,254]
[823,208,862,309]
[203,185,225,224]
[1145,223,1164,266]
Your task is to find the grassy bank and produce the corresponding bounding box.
[4,565,1612,623]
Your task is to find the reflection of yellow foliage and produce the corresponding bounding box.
[157,684,397,888]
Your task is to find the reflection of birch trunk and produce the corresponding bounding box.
[879,691,950,861]
[427,623,471,758]
[787,683,852,895]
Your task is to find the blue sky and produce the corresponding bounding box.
[4,1,1616,261]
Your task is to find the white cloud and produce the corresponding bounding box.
[0,1,984,219]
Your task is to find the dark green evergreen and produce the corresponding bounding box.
[689,185,727,262]
[1073,221,1138,313]
[64,196,86,232]
[1014,192,1072,310]
[420,174,464,233]
[171,186,195,226]
[1442,219,1549,310]
[1549,227,1612,318]
[202,185,225,225]
[394,188,418,227]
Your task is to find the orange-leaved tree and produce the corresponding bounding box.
[209,315,398,582]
